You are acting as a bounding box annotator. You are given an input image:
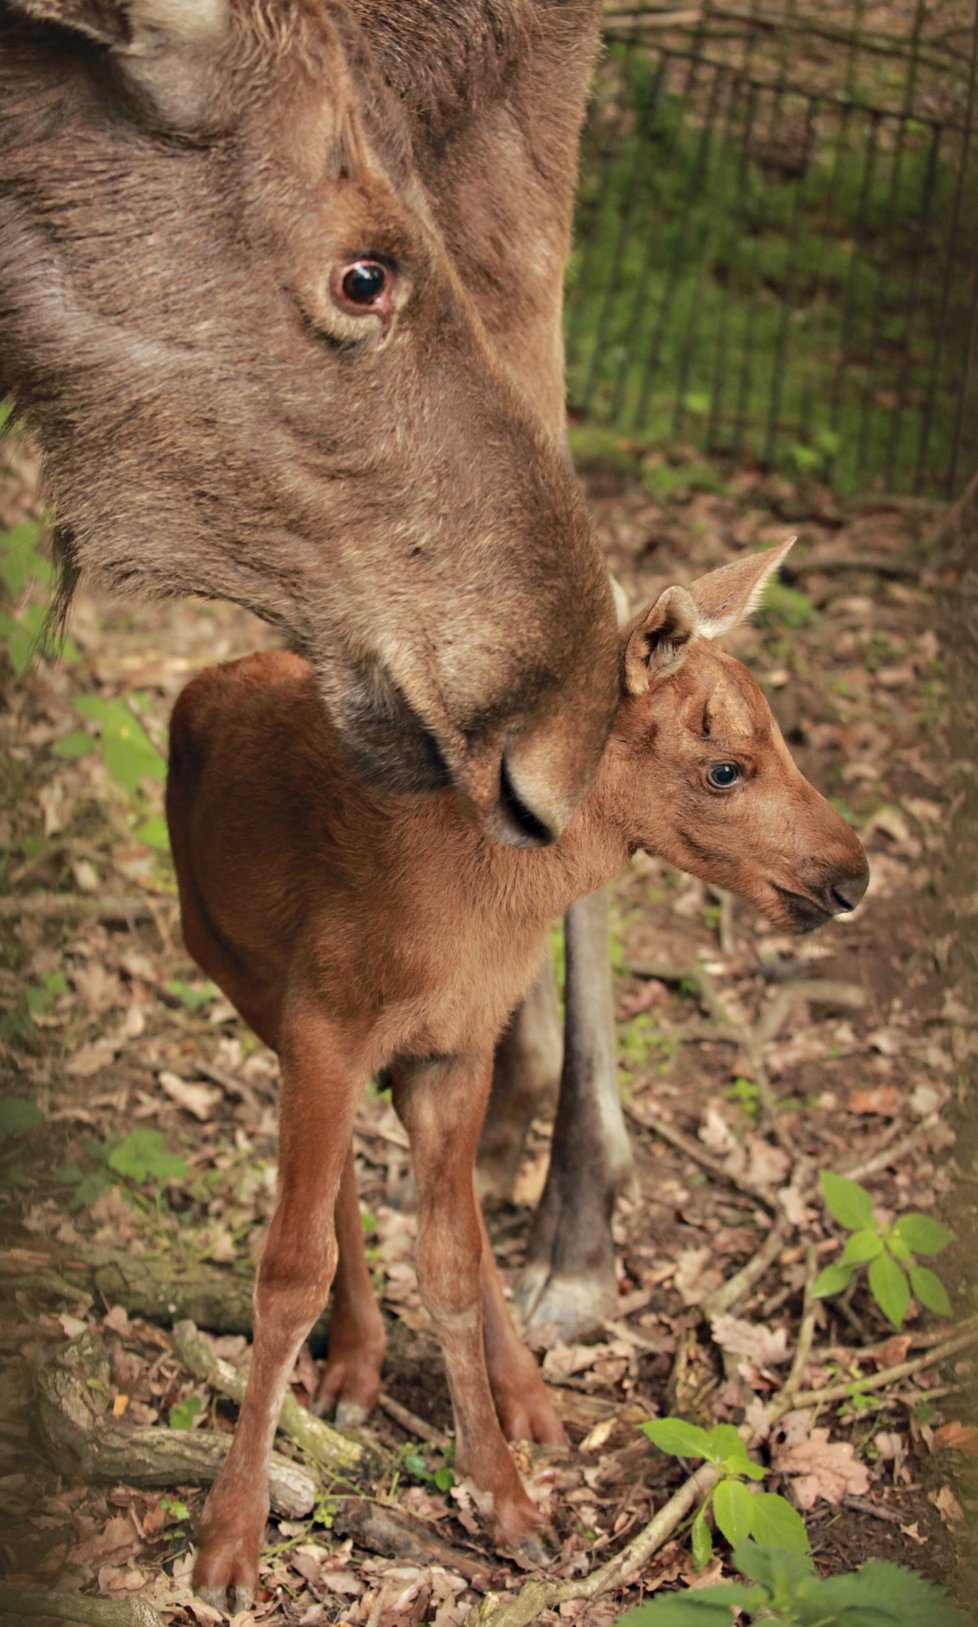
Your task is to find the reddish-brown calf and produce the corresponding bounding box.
[166,541,868,1610]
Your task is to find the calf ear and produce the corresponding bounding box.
[9,0,228,127]
[623,585,699,695]
[688,536,795,638]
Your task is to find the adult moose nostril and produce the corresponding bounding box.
[497,757,557,848]
[829,869,870,913]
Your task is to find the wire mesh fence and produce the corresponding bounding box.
[567,1,978,497]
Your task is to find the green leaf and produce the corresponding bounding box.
[168,1394,202,1431]
[107,1128,188,1185]
[0,1096,43,1139]
[641,1418,714,1461]
[893,1214,952,1257]
[841,1228,884,1265]
[433,1465,454,1492]
[812,1261,856,1299]
[909,1264,952,1319]
[614,1599,743,1626]
[134,814,171,852]
[731,1539,816,1590]
[0,522,48,597]
[691,1504,713,1570]
[712,1477,754,1548]
[51,728,97,760]
[706,1431,751,1470]
[869,1252,911,1329]
[816,1561,971,1627]
[820,1169,875,1231]
[748,1492,810,1554]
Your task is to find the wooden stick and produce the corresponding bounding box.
[0,1587,165,1627]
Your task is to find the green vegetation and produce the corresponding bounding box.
[567,43,977,496]
[813,1169,953,1328]
[640,1418,808,1567]
[614,1542,969,1626]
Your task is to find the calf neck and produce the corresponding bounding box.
[166,540,868,1608]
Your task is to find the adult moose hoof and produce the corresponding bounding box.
[514,1259,619,1343]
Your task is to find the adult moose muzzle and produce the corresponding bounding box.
[0,0,619,840]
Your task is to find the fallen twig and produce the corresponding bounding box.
[0,1587,165,1627]
[172,1319,366,1477]
[634,1109,776,1212]
[377,1391,450,1448]
[775,1322,978,1416]
[465,1463,718,1627]
[700,1210,792,1321]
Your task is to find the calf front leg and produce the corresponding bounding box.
[516,886,634,1338]
[192,1011,362,1613]
[392,1053,544,1551]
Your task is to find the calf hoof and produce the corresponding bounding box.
[313,1352,382,1425]
[494,1383,567,1447]
[192,1541,259,1614]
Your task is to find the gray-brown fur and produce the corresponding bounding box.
[0,0,615,835]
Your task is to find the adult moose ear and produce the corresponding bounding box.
[8,0,229,129]
[622,585,700,695]
[687,536,796,638]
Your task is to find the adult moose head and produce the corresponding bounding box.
[0,0,618,842]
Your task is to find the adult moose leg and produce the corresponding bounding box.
[515,888,634,1337]
[193,1009,363,1612]
[392,1054,545,1552]
[479,961,562,1200]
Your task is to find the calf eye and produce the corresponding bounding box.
[337,260,389,308]
[707,761,741,789]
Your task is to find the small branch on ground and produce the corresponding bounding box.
[634,1109,776,1211]
[465,1463,718,1627]
[172,1320,367,1477]
[0,1586,166,1627]
[377,1391,451,1448]
[34,1330,318,1516]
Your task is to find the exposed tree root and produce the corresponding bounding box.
[0,1586,166,1627]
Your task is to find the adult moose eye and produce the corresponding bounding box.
[706,761,741,790]
[335,260,389,310]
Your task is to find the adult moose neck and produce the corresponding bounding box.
[0,0,614,843]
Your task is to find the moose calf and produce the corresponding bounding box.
[166,540,868,1608]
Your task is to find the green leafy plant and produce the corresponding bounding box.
[108,1127,188,1186]
[613,1540,969,1626]
[55,693,165,795]
[164,977,219,1012]
[813,1170,952,1328]
[168,1394,203,1431]
[0,521,78,674]
[0,1095,44,1140]
[640,1420,807,1568]
[398,1442,455,1495]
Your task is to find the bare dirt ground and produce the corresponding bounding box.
[1,447,975,1626]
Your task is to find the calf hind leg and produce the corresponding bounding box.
[393,1053,544,1551]
[313,1143,387,1426]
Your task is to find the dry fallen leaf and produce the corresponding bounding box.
[159,1069,222,1120]
[711,1313,790,1366]
[935,1421,978,1458]
[771,1414,870,1507]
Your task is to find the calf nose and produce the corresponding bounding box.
[828,865,869,914]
